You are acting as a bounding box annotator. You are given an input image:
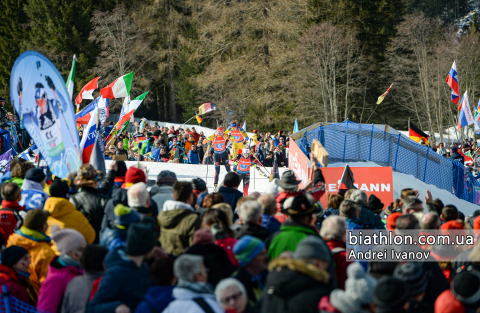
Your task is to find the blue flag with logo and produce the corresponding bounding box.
[0,149,12,175]
[10,51,82,178]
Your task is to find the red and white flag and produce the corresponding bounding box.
[75,77,101,107]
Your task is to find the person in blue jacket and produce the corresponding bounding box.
[135,257,175,313]
[0,123,12,154]
[188,145,200,164]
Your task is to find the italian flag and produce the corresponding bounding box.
[116,91,149,131]
[100,71,134,99]
[66,55,77,101]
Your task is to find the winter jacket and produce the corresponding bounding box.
[0,200,26,243]
[234,267,266,304]
[261,214,281,233]
[192,132,200,144]
[37,256,83,313]
[274,168,326,224]
[261,258,330,313]
[218,186,243,213]
[7,227,56,295]
[19,179,49,211]
[87,248,153,313]
[135,285,175,313]
[324,239,352,290]
[100,187,158,236]
[158,200,201,256]
[235,222,271,242]
[0,264,36,304]
[69,169,116,242]
[197,146,204,164]
[358,206,385,230]
[216,236,239,267]
[151,185,174,211]
[45,197,95,249]
[184,140,195,160]
[450,152,465,164]
[267,219,320,260]
[162,287,224,313]
[188,150,200,164]
[61,271,103,313]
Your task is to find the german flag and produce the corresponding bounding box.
[409,121,429,145]
[198,102,217,115]
[196,115,203,123]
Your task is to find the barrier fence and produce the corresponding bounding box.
[294,120,480,206]
[0,285,49,313]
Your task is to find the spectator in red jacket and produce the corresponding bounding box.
[0,246,36,304]
[320,215,353,290]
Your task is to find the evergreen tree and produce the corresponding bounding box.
[0,0,28,101]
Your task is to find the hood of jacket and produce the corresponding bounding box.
[160,202,197,229]
[11,227,51,245]
[22,179,47,194]
[163,200,194,212]
[150,184,173,196]
[266,258,329,299]
[43,197,75,218]
[144,285,175,308]
[172,286,216,301]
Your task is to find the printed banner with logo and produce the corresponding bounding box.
[10,51,82,178]
[319,167,393,208]
[288,138,310,189]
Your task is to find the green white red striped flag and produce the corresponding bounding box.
[116,91,149,131]
[100,71,134,99]
[65,55,77,101]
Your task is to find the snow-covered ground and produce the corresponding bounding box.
[106,161,288,194]
[107,160,480,216]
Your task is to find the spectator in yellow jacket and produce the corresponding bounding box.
[44,178,95,254]
[7,209,56,296]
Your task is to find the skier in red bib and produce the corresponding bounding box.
[204,127,231,191]
[234,147,258,196]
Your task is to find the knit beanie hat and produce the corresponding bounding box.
[25,168,46,183]
[451,269,480,309]
[329,262,377,313]
[393,262,427,296]
[435,290,466,313]
[233,235,265,267]
[51,226,86,254]
[192,178,206,192]
[114,204,140,228]
[1,246,28,268]
[293,236,331,262]
[125,223,157,256]
[49,178,70,198]
[124,167,147,187]
[265,180,279,197]
[116,161,127,178]
[23,209,50,231]
[374,277,409,312]
[192,228,215,245]
[223,172,241,188]
[157,170,177,184]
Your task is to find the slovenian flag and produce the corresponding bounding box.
[458,91,475,129]
[446,61,460,105]
[75,96,109,125]
[65,55,76,102]
[198,102,217,115]
[115,91,149,131]
[76,76,101,108]
[100,71,134,99]
[79,108,106,172]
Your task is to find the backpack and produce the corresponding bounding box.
[0,208,23,243]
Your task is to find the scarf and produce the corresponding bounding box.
[177,279,214,294]
[58,254,81,268]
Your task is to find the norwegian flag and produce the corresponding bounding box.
[446,61,460,105]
